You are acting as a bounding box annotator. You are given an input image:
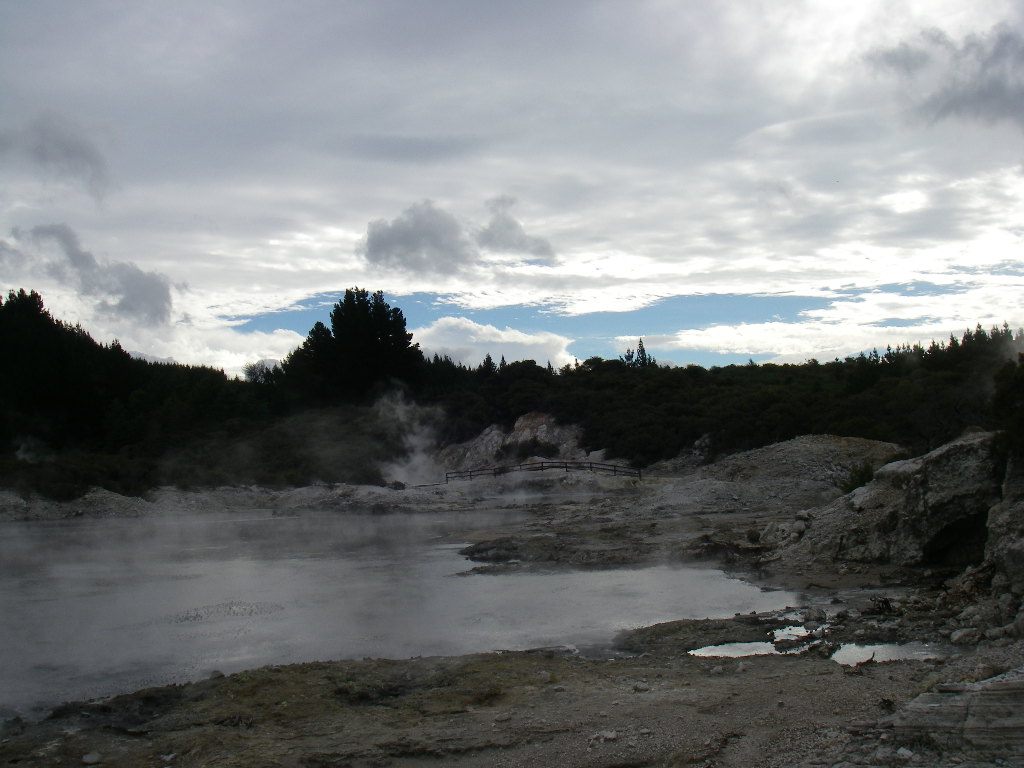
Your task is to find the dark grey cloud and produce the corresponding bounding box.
[358,200,479,275]
[475,196,555,259]
[870,24,1024,130]
[0,113,113,201]
[358,197,558,275]
[25,224,172,324]
[0,240,28,272]
[865,40,934,75]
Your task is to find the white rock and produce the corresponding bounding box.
[895,746,917,761]
[949,627,981,645]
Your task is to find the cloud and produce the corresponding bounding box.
[358,197,557,275]
[866,40,933,75]
[0,113,113,201]
[411,315,574,367]
[0,239,28,272]
[344,134,484,164]
[14,224,173,325]
[0,3,1021,375]
[641,279,1024,364]
[127,324,303,379]
[358,200,479,275]
[475,196,555,259]
[869,23,1024,130]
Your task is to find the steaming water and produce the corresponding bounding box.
[0,511,797,719]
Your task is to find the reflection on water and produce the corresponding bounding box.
[689,642,779,658]
[831,642,948,665]
[0,511,797,718]
[689,638,951,664]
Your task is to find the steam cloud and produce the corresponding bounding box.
[374,393,443,487]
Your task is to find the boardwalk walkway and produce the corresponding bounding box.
[444,460,640,483]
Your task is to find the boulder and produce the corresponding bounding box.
[435,413,588,470]
[786,432,1003,568]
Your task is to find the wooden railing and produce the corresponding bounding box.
[445,460,641,483]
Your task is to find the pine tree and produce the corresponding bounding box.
[282,288,422,399]
[636,338,652,367]
[622,338,656,368]
[477,353,497,377]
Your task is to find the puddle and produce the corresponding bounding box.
[689,642,779,658]
[773,625,810,641]
[689,637,952,664]
[830,642,949,665]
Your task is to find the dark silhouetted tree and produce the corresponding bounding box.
[622,338,656,367]
[281,288,423,399]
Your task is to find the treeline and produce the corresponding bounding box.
[0,289,403,497]
[2,287,1023,498]
[415,323,1024,465]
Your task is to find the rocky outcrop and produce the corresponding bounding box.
[822,665,1024,767]
[891,666,1024,757]
[649,436,904,538]
[695,434,903,512]
[0,487,152,521]
[435,412,593,470]
[783,431,1004,569]
[987,456,1024,598]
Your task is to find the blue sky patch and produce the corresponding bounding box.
[231,291,833,367]
[869,317,941,328]
[869,281,963,296]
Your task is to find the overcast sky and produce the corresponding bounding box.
[2,0,1023,375]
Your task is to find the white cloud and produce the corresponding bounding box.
[642,280,1024,364]
[412,316,574,368]
[126,324,304,379]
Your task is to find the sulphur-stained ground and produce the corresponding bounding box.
[2,434,1023,767]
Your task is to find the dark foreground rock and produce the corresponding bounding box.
[819,666,1024,768]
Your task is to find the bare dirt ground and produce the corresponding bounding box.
[2,435,1022,767]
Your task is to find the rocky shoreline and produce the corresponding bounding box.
[2,429,1023,767]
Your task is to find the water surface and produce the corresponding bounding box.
[0,510,798,717]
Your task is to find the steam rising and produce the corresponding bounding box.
[374,393,443,486]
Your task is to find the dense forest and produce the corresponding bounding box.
[2,287,1023,499]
